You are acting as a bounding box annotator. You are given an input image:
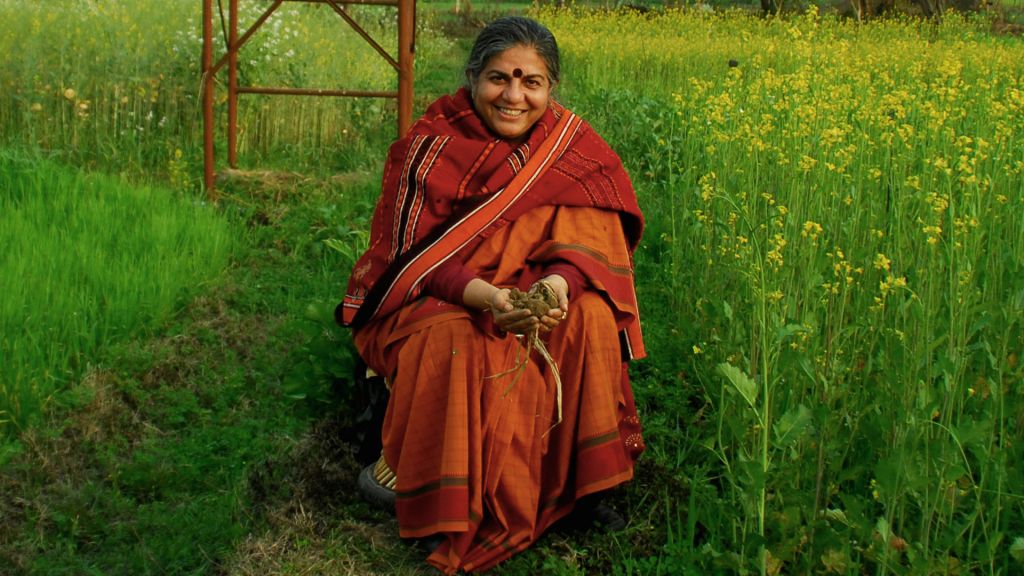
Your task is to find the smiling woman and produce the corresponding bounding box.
[338,16,646,574]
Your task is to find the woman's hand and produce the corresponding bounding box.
[463,279,534,334]
[488,288,538,334]
[462,277,569,335]
[535,274,569,332]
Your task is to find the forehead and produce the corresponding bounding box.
[483,45,548,77]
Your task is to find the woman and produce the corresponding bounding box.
[339,16,645,573]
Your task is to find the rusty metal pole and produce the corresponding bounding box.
[202,0,216,198]
[397,0,415,137]
[228,0,239,168]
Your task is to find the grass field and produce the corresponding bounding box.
[0,152,235,435]
[1,1,1023,574]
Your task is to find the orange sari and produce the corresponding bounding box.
[355,206,643,573]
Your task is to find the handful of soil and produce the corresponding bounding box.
[508,281,559,321]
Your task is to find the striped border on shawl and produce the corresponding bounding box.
[389,135,450,261]
[457,140,497,201]
[506,143,530,174]
[348,112,583,328]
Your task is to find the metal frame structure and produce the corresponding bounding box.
[201,0,416,198]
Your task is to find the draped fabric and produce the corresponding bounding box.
[341,90,646,573]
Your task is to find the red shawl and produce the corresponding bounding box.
[338,88,645,358]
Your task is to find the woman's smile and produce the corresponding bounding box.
[496,106,525,117]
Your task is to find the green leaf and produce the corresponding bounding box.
[798,355,816,384]
[876,517,892,544]
[774,323,808,345]
[717,362,757,409]
[773,404,813,447]
[322,237,354,259]
[822,508,850,526]
[1010,537,1024,562]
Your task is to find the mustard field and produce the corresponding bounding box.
[543,8,1024,573]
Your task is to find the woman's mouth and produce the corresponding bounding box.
[496,106,525,118]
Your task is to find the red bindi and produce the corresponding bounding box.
[512,68,523,78]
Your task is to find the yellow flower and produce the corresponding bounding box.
[923,225,942,245]
[873,253,891,272]
[801,220,823,242]
[767,234,787,269]
[692,345,703,355]
[63,88,76,100]
[699,172,716,202]
[926,192,949,214]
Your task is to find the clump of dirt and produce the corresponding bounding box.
[508,280,559,320]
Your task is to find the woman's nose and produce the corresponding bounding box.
[503,81,524,103]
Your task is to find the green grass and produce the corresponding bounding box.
[0,169,381,574]
[0,152,235,435]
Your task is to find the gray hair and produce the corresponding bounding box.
[464,16,560,90]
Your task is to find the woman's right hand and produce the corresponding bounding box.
[488,288,538,334]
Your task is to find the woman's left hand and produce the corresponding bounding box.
[536,274,569,332]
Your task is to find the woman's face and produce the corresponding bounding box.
[471,44,553,142]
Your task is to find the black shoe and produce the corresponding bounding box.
[556,494,627,533]
[404,534,445,553]
[587,502,627,532]
[358,463,396,510]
